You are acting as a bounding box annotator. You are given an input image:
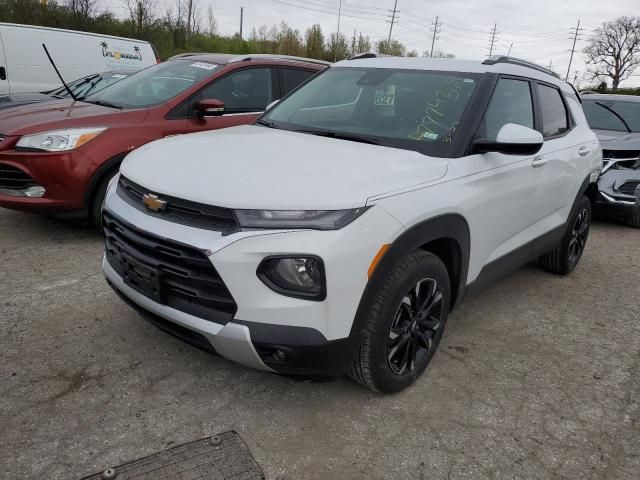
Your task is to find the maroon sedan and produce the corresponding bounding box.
[0,54,326,226]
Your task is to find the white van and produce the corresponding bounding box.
[0,23,158,95]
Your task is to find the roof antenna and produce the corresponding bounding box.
[41,44,77,101]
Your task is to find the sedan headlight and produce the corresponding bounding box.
[235,207,368,230]
[16,127,107,152]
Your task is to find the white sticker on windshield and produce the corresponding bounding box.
[111,74,127,79]
[190,62,217,70]
[374,85,396,106]
[421,132,439,140]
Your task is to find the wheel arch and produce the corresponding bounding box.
[83,153,128,210]
[350,213,470,336]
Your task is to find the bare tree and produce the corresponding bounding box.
[584,16,640,90]
[67,0,97,28]
[126,0,157,37]
[206,4,217,36]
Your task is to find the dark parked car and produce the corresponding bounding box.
[0,71,131,110]
[582,94,640,228]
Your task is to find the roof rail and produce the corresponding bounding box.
[228,54,330,66]
[348,52,392,60]
[167,52,201,60]
[483,56,560,79]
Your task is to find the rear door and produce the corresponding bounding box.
[0,30,8,95]
[187,66,279,133]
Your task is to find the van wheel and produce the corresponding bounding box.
[348,250,450,393]
[539,196,591,275]
[90,170,117,231]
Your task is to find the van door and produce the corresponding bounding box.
[0,31,9,95]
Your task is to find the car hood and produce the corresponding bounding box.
[594,130,640,151]
[121,125,449,210]
[0,92,53,110]
[0,99,147,136]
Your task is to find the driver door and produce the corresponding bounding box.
[187,67,278,132]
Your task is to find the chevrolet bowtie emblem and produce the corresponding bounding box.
[142,193,167,212]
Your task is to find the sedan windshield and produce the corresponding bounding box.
[83,60,220,109]
[582,99,640,133]
[49,72,130,99]
[261,67,479,156]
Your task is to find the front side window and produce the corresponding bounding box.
[261,67,479,157]
[84,60,220,109]
[195,67,273,114]
[538,84,570,137]
[481,78,534,141]
[582,99,640,133]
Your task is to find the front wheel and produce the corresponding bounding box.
[90,170,117,231]
[627,214,640,229]
[348,250,450,393]
[539,196,591,275]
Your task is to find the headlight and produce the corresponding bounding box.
[235,207,368,230]
[258,256,326,300]
[16,127,107,152]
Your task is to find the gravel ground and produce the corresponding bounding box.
[0,207,638,480]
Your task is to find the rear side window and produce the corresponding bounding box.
[482,78,534,141]
[281,68,315,93]
[538,84,570,137]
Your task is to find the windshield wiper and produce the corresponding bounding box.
[293,128,380,145]
[595,101,632,133]
[255,119,279,129]
[84,99,122,109]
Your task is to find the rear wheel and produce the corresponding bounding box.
[539,196,591,275]
[90,170,117,231]
[348,250,450,393]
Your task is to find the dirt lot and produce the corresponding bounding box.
[0,207,638,480]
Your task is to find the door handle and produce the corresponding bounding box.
[532,156,548,168]
[578,146,591,157]
[0,67,6,81]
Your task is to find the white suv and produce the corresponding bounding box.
[101,55,602,393]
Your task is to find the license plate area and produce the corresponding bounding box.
[122,253,163,303]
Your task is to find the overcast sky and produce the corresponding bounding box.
[120,0,640,87]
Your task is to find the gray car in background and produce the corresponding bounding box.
[582,94,640,228]
[0,70,131,110]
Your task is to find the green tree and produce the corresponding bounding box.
[305,24,325,60]
[377,39,406,56]
[326,32,349,61]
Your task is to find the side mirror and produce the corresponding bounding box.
[473,123,544,156]
[196,98,225,117]
[266,99,279,111]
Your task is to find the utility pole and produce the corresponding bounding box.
[507,42,513,56]
[239,7,244,39]
[186,0,193,41]
[566,19,583,82]
[547,60,553,71]
[429,16,442,57]
[488,23,497,57]
[386,0,399,51]
[334,0,342,61]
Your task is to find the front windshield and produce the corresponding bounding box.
[261,67,479,155]
[582,99,640,133]
[84,60,220,109]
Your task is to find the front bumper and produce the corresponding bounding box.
[101,178,403,376]
[0,149,94,213]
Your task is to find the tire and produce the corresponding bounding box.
[90,170,117,231]
[627,214,640,229]
[348,250,450,393]
[539,196,591,275]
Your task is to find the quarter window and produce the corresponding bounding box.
[482,78,534,141]
[537,84,570,137]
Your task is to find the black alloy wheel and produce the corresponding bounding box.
[386,278,444,375]
[567,207,590,265]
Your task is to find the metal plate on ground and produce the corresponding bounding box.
[81,431,264,480]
